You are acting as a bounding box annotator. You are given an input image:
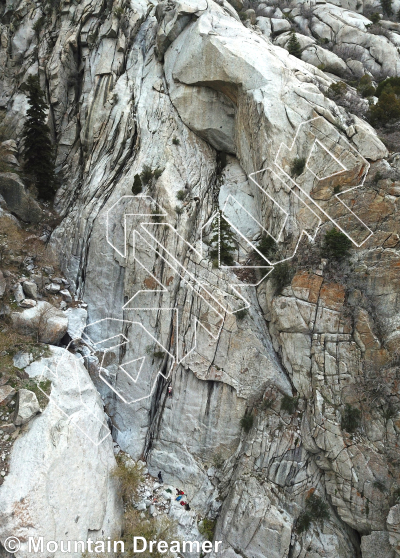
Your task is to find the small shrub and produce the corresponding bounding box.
[152,210,163,223]
[198,518,216,541]
[377,77,400,98]
[111,455,144,504]
[176,190,186,201]
[287,31,302,59]
[172,137,180,145]
[373,479,387,492]
[290,157,306,178]
[281,394,298,414]
[368,12,381,23]
[240,412,254,433]
[297,492,330,533]
[322,228,352,260]
[369,86,400,126]
[139,165,163,187]
[296,512,312,533]
[257,234,278,260]
[341,404,362,433]
[333,185,341,194]
[328,81,347,100]
[373,171,383,184]
[235,308,248,320]
[261,397,274,411]
[113,6,124,18]
[271,262,293,294]
[238,10,248,20]
[132,174,142,194]
[145,345,164,359]
[140,165,154,186]
[358,74,376,98]
[123,509,180,556]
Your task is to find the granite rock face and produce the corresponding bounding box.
[0,0,399,555]
[0,347,122,557]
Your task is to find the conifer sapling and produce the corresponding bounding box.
[22,75,55,201]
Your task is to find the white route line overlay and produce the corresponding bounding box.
[44,116,374,443]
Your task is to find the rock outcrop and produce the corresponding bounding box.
[0,0,399,555]
[0,347,122,557]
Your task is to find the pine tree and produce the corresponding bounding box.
[380,0,393,16]
[287,31,302,59]
[22,75,55,201]
[209,211,236,266]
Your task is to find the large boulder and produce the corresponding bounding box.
[361,531,395,558]
[0,173,44,224]
[0,347,123,555]
[0,386,16,406]
[65,307,88,340]
[11,301,68,344]
[301,44,347,75]
[13,389,40,426]
[22,281,38,299]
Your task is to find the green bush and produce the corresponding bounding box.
[328,81,347,100]
[341,404,362,433]
[375,78,400,98]
[290,157,306,177]
[257,234,278,260]
[112,455,144,504]
[199,519,216,541]
[132,174,142,194]
[287,31,302,58]
[137,165,163,188]
[369,87,400,126]
[297,492,330,533]
[113,6,124,18]
[368,12,381,23]
[172,137,180,145]
[281,394,298,414]
[357,74,376,98]
[261,397,274,411]
[140,165,154,185]
[240,412,254,433]
[235,308,248,320]
[271,262,293,294]
[146,346,164,358]
[322,228,352,260]
[176,190,186,201]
